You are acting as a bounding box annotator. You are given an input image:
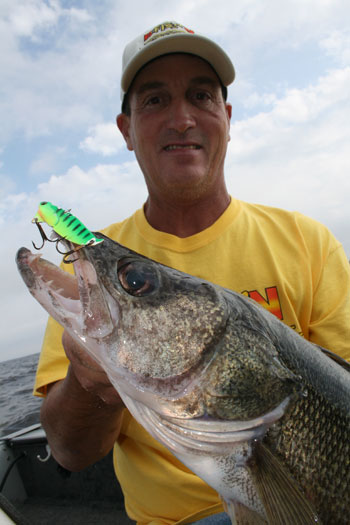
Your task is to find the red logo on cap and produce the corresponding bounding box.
[144,22,194,43]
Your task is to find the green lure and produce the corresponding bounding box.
[32,201,103,262]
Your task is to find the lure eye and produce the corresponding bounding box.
[40,201,48,205]
[117,260,158,297]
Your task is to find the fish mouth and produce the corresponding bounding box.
[16,246,118,341]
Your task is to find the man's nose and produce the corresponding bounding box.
[167,98,196,133]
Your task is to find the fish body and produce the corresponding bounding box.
[16,233,350,524]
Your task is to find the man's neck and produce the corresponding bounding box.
[143,191,231,238]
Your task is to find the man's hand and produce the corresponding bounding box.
[62,331,124,407]
[40,331,125,471]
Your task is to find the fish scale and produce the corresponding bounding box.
[265,387,350,524]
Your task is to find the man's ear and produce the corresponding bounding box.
[116,113,134,151]
[226,103,232,121]
[225,103,232,142]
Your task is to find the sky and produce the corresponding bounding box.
[1,0,350,362]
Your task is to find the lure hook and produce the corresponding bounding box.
[32,220,52,250]
[62,245,85,264]
[55,239,70,255]
[32,220,77,264]
[54,239,79,263]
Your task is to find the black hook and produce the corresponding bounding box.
[32,219,83,264]
[32,221,52,250]
[62,244,85,264]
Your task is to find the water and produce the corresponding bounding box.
[0,353,42,437]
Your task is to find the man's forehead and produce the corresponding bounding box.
[130,53,222,94]
[134,76,221,96]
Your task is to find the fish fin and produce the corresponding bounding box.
[318,346,350,372]
[249,441,320,525]
[223,499,268,524]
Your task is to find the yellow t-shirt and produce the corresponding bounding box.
[34,198,350,524]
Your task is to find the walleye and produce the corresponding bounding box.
[16,233,350,524]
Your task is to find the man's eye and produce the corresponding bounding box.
[145,95,161,106]
[194,91,211,101]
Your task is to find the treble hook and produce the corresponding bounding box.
[32,220,53,250]
[31,218,85,264]
[55,238,70,255]
[62,244,86,264]
[52,238,79,264]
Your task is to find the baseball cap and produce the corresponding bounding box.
[120,21,235,102]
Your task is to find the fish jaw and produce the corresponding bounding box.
[15,247,119,363]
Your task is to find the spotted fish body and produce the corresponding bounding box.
[33,201,103,247]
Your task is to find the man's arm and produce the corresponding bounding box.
[40,331,125,471]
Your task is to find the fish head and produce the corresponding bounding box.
[16,235,231,404]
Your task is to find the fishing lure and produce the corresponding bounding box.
[32,201,103,263]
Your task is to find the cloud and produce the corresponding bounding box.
[0,2,120,142]
[80,123,126,156]
[229,66,350,156]
[29,146,67,176]
[226,65,350,253]
[0,175,16,203]
[320,29,350,66]
[5,0,61,38]
[4,0,92,39]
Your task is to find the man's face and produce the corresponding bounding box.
[117,54,232,203]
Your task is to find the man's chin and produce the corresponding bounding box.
[161,177,213,203]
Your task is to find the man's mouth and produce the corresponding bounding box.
[164,144,201,151]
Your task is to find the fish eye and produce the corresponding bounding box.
[117,260,158,297]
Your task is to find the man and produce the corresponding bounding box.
[34,21,350,525]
